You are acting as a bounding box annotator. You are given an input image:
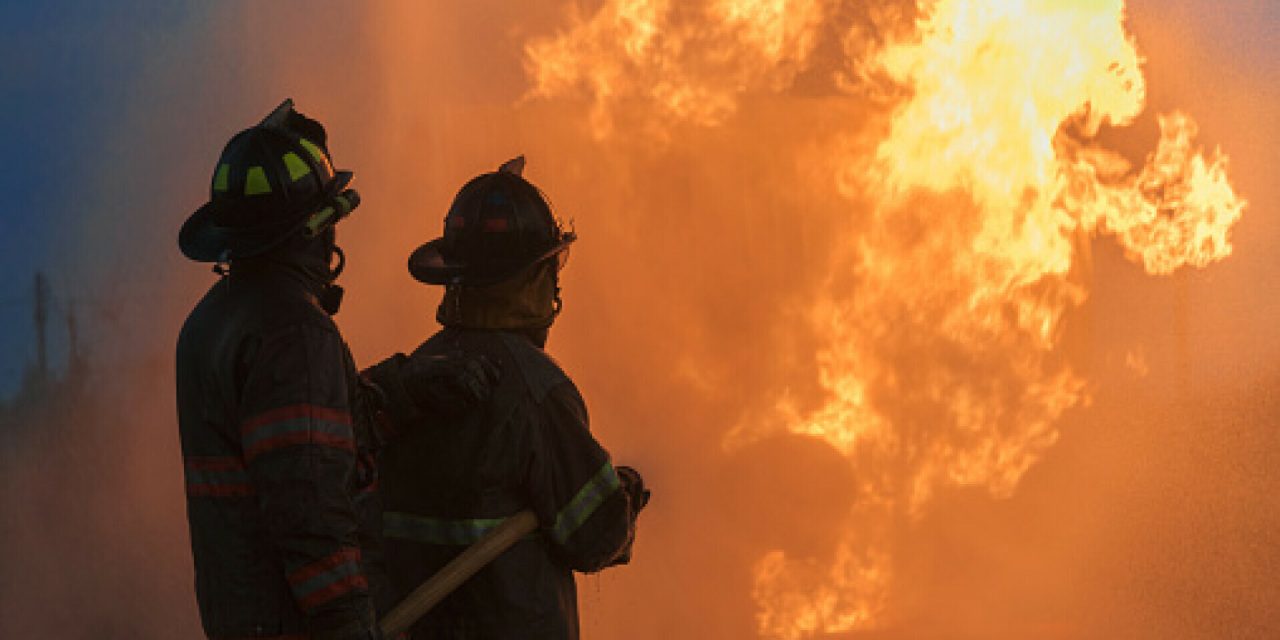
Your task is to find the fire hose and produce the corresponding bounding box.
[378,510,539,638]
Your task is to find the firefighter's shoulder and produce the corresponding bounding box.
[236,278,341,339]
[496,332,571,404]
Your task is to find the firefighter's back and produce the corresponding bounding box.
[176,267,346,637]
[380,327,592,639]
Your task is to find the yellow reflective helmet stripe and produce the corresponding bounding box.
[212,164,230,192]
[334,193,355,214]
[244,166,271,195]
[304,193,357,236]
[282,152,311,182]
[297,138,333,173]
[305,206,335,236]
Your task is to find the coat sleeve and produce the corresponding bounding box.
[237,322,375,634]
[357,353,422,449]
[525,379,637,573]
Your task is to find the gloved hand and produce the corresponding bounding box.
[615,465,651,513]
[401,351,500,417]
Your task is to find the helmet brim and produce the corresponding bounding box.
[179,171,353,263]
[408,233,576,286]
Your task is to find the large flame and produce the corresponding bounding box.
[525,0,826,136]
[525,0,1246,637]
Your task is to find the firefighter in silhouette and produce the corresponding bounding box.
[176,100,494,640]
[370,156,650,639]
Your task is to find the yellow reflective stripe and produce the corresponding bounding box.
[305,206,335,236]
[551,462,621,544]
[282,152,311,182]
[305,193,358,236]
[244,166,271,195]
[212,164,230,192]
[334,194,354,214]
[383,512,516,546]
[297,138,332,172]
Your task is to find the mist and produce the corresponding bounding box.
[2,1,1277,638]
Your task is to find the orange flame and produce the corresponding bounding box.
[525,0,826,136]
[527,0,1244,636]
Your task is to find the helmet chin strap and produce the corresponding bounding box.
[319,244,346,315]
[550,269,564,318]
[329,243,346,279]
[213,249,231,277]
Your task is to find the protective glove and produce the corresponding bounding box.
[401,350,500,417]
[615,465,651,513]
[362,351,499,438]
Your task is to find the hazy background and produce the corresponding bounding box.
[0,1,1276,638]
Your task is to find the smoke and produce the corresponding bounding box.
[2,1,1277,639]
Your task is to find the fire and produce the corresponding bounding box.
[524,0,825,136]
[526,0,1245,637]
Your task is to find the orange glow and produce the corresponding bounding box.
[525,0,826,136]
[3,2,1271,639]
[528,0,1244,636]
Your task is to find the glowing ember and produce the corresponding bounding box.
[527,0,1245,637]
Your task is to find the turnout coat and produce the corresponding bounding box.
[176,262,390,639]
[379,327,639,639]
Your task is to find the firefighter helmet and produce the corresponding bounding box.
[179,99,359,263]
[408,156,575,286]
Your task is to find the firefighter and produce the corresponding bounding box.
[372,156,651,639]
[176,100,494,640]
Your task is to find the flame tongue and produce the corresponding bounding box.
[525,0,827,135]
[526,0,1245,637]
[753,1,1244,636]
[1064,112,1245,275]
